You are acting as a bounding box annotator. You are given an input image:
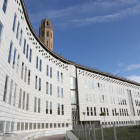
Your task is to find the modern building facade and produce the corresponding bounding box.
[0,0,140,138]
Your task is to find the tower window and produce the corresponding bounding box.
[47,31,49,37]
[47,21,49,26]
[42,31,44,37]
[43,21,45,26]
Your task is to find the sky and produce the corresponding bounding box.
[24,0,140,83]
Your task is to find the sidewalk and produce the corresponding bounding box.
[35,134,66,140]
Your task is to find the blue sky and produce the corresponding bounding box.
[24,0,140,83]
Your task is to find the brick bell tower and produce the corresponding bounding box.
[39,19,53,51]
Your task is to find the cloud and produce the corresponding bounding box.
[127,75,140,83]
[113,70,120,75]
[118,63,123,67]
[67,5,140,27]
[125,64,140,71]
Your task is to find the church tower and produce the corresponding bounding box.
[39,19,53,51]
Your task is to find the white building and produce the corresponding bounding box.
[0,0,140,138]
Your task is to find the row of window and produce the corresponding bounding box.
[102,120,138,125]
[100,107,109,116]
[8,42,20,73]
[85,80,94,89]
[134,91,140,98]
[23,39,32,62]
[86,93,95,102]
[57,87,63,98]
[0,121,69,133]
[135,100,140,107]
[34,97,41,113]
[21,62,31,85]
[86,107,97,116]
[118,98,127,105]
[119,108,128,116]
[57,71,63,82]
[137,110,140,116]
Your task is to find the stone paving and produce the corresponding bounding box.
[35,134,66,140]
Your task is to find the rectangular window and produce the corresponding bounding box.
[23,39,26,54]
[12,49,16,69]
[61,73,63,83]
[39,78,41,91]
[35,76,37,90]
[12,14,16,32]
[9,80,13,104]
[21,62,24,79]
[90,107,93,116]
[22,91,25,109]
[92,82,94,89]
[90,94,92,102]
[34,97,37,112]
[3,76,8,102]
[93,94,95,102]
[16,54,20,73]
[46,82,48,94]
[57,87,59,97]
[36,56,38,69]
[8,42,13,64]
[87,107,89,116]
[50,102,52,114]
[16,22,20,39]
[24,66,27,83]
[61,88,63,98]
[58,103,60,115]
[46,101,48,114]
[19,29,22,46]
[94,107,96,116]
[38,98,40,113]
[26,93,29,111]
[13,84,17,106]
[46,65,49,76]
[28,70,31,85]
[50,67,52,78]
[26,44,29,59]
[29,49,32,63]
[0,22,3,42]
[39,59,42,71]
[57,71,59,81]
[18,89,22,108]
[50,84,52,95]
[62,104,64,115]
[3,0,8,13]
[86,93,88,102]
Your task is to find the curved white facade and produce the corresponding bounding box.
[0,0,140,137]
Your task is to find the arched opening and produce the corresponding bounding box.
[47,31,49,37]
[47,21,49,26]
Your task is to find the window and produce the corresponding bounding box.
[38,98,40,113]
[90,94,92,102]
[21,62,24,79]
[90,107,93,116]
[50,67,52,78]
[29,49,32,63]
[47,31,49,37]
[36,57,38,69]
[26,93,29,111]
[13,84,17,106]
[57,71,59,81]
[16,22,20,39]
[34,97,37,112]
[23,39,26,54]
[86,93,88,102]
[9,80,13,104]
[12,14,16,32]
[58,103,60,115]
[61,88,63,98]
[62,104,64,115]
[46,101,48,114]
[35,76,37,90]
[61,73,63,83]
[57,87,59,97]
[46,82,48,94]
[8,42,13,64]
[0,22,3,42]
[94,107,96,116]
[42,31,44,37]
[3,76,8,102]
[3,0,8,13]
[50,84,52,95]
[22,91,25,109]
[46,65,49,76]
[39,59,42,71]
[24,66,27,83]
[12,49,16,69]
[18,89,22,108]
[39,78,41,91]
[16,54,20,73]
[87,107,89,116]
[50,102,52,114]
[92,82,94,89]
[28,70,31,85]
[19,29,22,46]
[26,44,29,59]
